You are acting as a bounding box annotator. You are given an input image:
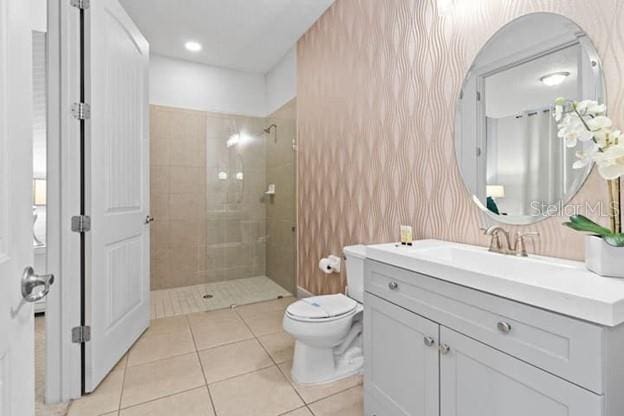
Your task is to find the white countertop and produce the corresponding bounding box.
[365,239,624,327]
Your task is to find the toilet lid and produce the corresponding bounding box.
[286,294,357,320]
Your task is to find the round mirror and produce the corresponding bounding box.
[455,13,605,225]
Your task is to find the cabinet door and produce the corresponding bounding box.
[440,327,603,416]
[364,293,439,416]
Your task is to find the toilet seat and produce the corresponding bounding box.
[286,294,358,322]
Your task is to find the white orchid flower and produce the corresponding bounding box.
[588,102,607,115]
[558,113,594,147]
[572,142,600,169]
[586,115,612,131]
[576,100,603,114]
[593,144,624,180]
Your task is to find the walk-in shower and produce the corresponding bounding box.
[149,100,297,318]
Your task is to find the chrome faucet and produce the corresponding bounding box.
[482,227,540,257]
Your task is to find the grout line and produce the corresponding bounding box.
[239,306,311,408]
[305,384,364,406]
[117,385,208,413]
[185,314,219,416]
[205,363,277,387]
[276,405,314,416]
[234,305,310,415]
[116,354,129,412]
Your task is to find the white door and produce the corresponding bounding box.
[364,293,439,416]
[0,0,38,414]
[85,0,150,391]
[439,326,602,416]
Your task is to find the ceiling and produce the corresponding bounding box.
[119,0,335,73]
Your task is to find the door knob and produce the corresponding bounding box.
[439,344,451,355]
[21,266,54,303]
[388,281,399,290]
[144,215,155,224]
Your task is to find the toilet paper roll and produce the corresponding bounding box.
[319,258,333,274]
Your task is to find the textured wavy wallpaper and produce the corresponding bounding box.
[297,0,624,295]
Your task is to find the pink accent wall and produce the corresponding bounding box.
[296,0,622,295]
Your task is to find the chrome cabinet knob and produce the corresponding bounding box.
[388,281,399,290]
[21,266,55,303]
[439,344,451,355]
[144,215,155,224]
[424,336,435,347]
[497,321,512,334]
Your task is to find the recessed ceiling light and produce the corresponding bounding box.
[540,71,570,86]
[185,41,202,52]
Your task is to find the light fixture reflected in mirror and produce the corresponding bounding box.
[540,71,570,86]
[184,41,202,52]
[486,185,505,199]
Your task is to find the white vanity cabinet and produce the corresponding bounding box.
[364,259,624,416]
[364,293,439,416]
[439,327,602,416]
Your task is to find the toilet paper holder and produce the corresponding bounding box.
[319,255,341,274]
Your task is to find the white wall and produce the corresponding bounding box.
[31,0,46,32]
[150,48,297,117]
[265,47,297,115]
[149,54,268,117]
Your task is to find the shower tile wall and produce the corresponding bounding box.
[150,105,267,290]
[265,100,297,295]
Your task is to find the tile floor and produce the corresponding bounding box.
[150,276,292,319]
[67,297,363,416]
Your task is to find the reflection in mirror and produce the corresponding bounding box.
[455,13,605,225]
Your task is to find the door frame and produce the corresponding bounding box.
[45,0,83,402]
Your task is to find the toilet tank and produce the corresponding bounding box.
[343,245,366,303]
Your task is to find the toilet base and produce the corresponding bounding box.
[291,338,363,385]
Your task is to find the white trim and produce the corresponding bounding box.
[45,0,83,403]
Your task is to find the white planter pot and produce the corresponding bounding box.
[585,235,624,278]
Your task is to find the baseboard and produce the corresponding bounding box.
[296,286,315,299]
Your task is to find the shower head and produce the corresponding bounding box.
[264,124,277,134]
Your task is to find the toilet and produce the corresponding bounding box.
[283,245,366,384]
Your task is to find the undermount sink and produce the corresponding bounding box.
[365,239,624,326]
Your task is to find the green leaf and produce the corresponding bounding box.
[565,215,613,236]
[604,234,624,247]
[563,215,624,247]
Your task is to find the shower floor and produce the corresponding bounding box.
[150,276,292,319]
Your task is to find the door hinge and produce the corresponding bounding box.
[71,215,91,233]
[72,326,91,344]
[70,0,90,10]
[476,91,481,101]
[71,102,91,120]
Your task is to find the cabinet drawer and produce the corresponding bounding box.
[365,260,604,393]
